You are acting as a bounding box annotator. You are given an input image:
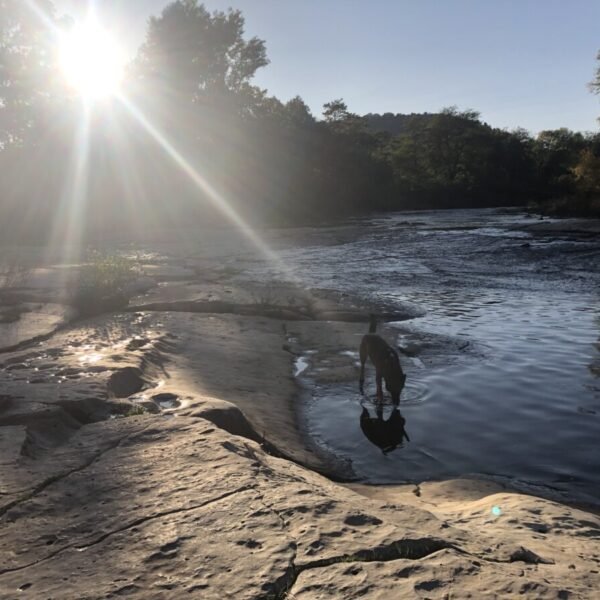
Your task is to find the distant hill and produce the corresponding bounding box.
[363,112,436,136]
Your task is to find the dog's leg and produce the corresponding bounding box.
[359,338,367,394]
[390,373,406,406]
[375,368,384,402]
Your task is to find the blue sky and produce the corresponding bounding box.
[56,0,600,134]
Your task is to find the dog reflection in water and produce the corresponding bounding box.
[360,405,410,455]
[358,314,410,454]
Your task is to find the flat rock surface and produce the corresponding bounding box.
[0,302,75,352]
[1,244,599,599]
[1,414,599,599]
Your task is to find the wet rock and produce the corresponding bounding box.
[397,342,422,357]
[186,399,262,444]
[107,367,145,398]
[57,398,119,424]
[151,393,180,409]
[126,338,148,351]
[0,303,74,352]
[74,291,129,317]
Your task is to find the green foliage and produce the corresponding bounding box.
[78,250,139,295]
[0,0,62,146]
[590,49,600,98]
[125,405,147,417]
[373,108,537,208]
[323,99,352,123]
[573,149,600,196]
[532,128,586,196]
[71,250,141,315]
[132,0,268,115]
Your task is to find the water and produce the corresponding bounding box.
[260,209,600,502]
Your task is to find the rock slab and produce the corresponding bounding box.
[1,413,599,599]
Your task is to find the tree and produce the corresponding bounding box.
[533,128,586,196]
[589,49,600,124]
[590,49,600,95]
[0,0,60,145]
[133,0,268,115]
[323,99,351,123]
[425,107,485,187]
[283,96,315,128]
[371,109,539,207]
[573,148,600,196]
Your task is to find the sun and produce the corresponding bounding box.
[59,20,125,100]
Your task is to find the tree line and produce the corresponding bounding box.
[1,0,599,243]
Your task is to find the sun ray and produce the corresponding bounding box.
[22,0,59,33]
[102,107,166,240]
[115,92,298,281]
[22,0,315,301]
[47,103,92,268]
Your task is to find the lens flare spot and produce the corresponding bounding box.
[59,19,125,100]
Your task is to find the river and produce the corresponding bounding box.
[248,208,600,504]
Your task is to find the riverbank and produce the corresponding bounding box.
[0,313,600,599]
[1,308,599,598]
[1,215,600,598]
[530,196,600,220]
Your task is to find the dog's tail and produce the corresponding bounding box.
[368,313,377,333]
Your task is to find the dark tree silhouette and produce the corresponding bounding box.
[0,0,60,145]
[132,0,268,116]
[590,49,600,97]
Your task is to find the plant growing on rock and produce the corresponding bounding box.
[73,249,141,316]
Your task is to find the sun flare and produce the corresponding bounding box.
[59,20,125,100]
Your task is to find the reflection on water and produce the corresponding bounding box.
[589,319,600,380]
[360,404,410,454]
[294,356,309,377]
[288,209,600,503]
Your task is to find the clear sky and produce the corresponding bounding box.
[55,0,600,134]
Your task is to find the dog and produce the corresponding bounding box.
[359,314,406,405]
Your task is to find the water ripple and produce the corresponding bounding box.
[293,209,600,503]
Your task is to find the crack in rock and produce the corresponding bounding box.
[259,536,557,599]
[0,424,152,520]
[255,494,300,599]
[260,537,458,600]
[0,484,257,576]
[76,484,257,551]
